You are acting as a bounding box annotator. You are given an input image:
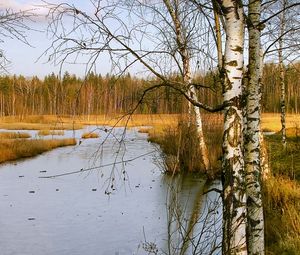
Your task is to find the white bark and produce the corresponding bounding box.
[221,1,247,254]
[245,0,265,254]
[163,0,210,171]
[189,85,210,171]
[279,0,287,150]
[259,131,269,180]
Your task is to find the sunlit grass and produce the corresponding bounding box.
[261,113,300,133]
[81,132,99,139]
[0,113,299,131]
[265,176,300,255]
[0,122,82,130]
[147,114,223,177]
[265,129,300,254]
[38,130,65,136]
[0,114,179,130]
[0,132,31,139]
[0,138,76,163]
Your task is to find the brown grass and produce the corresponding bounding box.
[265,177,300,255]
[265,130,300,254]
[0,114,179,129]
[81,132,99,139]
[38,130,65,136]
[0,138,76,163]
[0,113,299,131]
[138,127,153,133]
[261,113,300,133]
[0,132,31,139]
[147,114,223,177]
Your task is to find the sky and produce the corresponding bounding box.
[0,0,114,78]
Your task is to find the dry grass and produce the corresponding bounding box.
[0,132,31,139]
[81,132,99,139]
[147,114,223,177]
[138,127,153,133]
[0,122,82,130]
[0,114,179,130]
[0,138,76,163]
[38,130,65,136]
[0,113,299,131]
[265,177,300,255]
[265,130,300,254]
[261,113,300,133]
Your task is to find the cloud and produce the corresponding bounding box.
[0,0,51,22]
[0,0,38,11]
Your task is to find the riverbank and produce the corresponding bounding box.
[1,113,299,131]
[0,138,76,163]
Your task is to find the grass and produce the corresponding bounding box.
[0,138,76,163]
[0,113,299,131]
[0,114,178,129]
[81,132,99,139]
[147,114,223,177]
[38,130,65,136]
[264,176,300,255]
[0,132,31,139]
[261,113,300,133]
[264,131,300,254]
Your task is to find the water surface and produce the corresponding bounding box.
[0,126,221,254]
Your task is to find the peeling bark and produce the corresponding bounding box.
[221,1,247,254]
[245,0,265,254]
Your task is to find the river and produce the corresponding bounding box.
[0,126,221,255]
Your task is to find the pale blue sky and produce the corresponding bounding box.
[1,0,114,78]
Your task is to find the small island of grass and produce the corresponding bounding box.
[81,132,99,139]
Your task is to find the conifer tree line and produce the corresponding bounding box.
[0,62,299,116]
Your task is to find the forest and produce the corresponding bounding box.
[0,62,300,116]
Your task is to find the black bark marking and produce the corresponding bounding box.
[232,46,243,53]
[227,60,238,67]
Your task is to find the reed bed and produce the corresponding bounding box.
[0,122,82,130]
[0,114,179,129]
[0,138,76,163]
[0,132,31,139]
[1,113,299,131]
[81,132,99,139]
[147,113,223,177]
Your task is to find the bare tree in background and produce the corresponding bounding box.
[43,0,225,172]
[262,0,300,149]
[0,7,34,72]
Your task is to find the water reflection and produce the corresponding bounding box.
[0,126,222,255]
[162,174,222,255]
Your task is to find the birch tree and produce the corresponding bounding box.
[43,0,224,172]
[278,0,287,149]
[245,0,265,253]
[163,0,210,171]
[217,1,247,254]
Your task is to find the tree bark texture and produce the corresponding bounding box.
[164,0,210,171]
[221,1,247,254]
[279,0,287,150]
[245,0,265,254]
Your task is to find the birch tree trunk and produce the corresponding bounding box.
[188,85,211,171]
[279,0,287,150]
[221,1,247,254]
[163,0,210,171]
[245,0,265,254]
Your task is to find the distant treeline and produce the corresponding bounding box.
[0,62,299,116]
